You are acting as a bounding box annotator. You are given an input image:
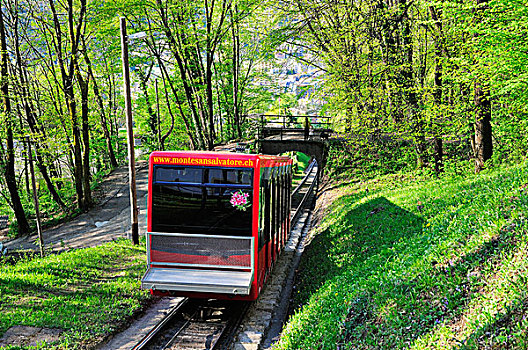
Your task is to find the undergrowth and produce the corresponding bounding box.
[276,161,528,349]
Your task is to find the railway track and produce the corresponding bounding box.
[133,299,250,350]
[291,160,318,223]
[133,160,318,350]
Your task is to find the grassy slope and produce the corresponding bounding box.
[292,152,312,185]
[0,240,149,349]
[276,162,528,349]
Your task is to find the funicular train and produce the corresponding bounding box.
[141,151,293,300]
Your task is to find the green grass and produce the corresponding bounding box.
[292,152,312,186]
[276,162,528,349]
[0,239,150,349]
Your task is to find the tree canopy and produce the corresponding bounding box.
[1,0,527,236]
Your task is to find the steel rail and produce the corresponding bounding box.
[211,302,251,350]
[292,160,316,197]
[291,165,318,225]
[161,309,198,349]
[132,298,189,350]
[133,300,249,350]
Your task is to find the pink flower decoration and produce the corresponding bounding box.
[230,191,251,211]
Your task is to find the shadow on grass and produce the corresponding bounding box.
[293,177,528,348]
[293,194,424,311]
[340,223,525,347]
[341,209,526,347]
[0,245,148,341]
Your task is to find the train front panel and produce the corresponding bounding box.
[141,151,292,300]
[143,151,259,300]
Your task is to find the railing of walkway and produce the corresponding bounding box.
[255,115,332,140]
[258,115,331,129]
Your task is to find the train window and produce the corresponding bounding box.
[208,169,252,185]
[155,167,203,184]
[271,174,277,242]
[266,178,272,243]
[152,166,254,236]
[258,179,268,250]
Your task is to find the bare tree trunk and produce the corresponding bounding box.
[155,0,205,149]
[231,4,242,139]
[10,6,67,209]
[474,82,492,171]
[137,66,158,141]
[153,48,197,149]
[49,0,88,210]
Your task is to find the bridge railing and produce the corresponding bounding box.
[255,115,332,140]
[257,115,331,129]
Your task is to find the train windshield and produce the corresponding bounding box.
[151,166,254,236]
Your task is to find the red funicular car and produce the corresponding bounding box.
[141,151,292,300]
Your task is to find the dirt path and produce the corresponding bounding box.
[2,161,149,253]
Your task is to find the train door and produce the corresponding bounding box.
[265,172,273,271]
[281,169,287,248]
[277,169,284,254]
[258,176,267,286]
[270,170,277,263]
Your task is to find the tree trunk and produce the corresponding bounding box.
[473,0,492,172]
[399,0,426,167]
[49,0,87,210]
[11,7,67,209]
[154,50,197,149]
[156,0,206,149]
[429,5,444,174]
[0,7,30,235]
[474,82,492,171]
[83,48,118,168]
[77,63,92,207]
[231,4,242,139]
[137,66,158,141]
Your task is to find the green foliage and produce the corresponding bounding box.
[268,93,298,116]
[276,161,528,349]
[325,139,416,181]
[280,0,528,172]
[0,239,149,348]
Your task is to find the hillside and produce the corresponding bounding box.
[276,161,528,349]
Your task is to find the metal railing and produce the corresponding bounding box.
[258,114,332,129]
[147,232,254,271]
[256,115,332,140]
[292,160,316,198]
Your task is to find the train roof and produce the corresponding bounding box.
[149,151,291,168]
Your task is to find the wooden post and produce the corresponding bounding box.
[120,17,139,245]
[27,137,44,257]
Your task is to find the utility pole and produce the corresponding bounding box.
[155,79,162,150]
[120,17,139,245]
[27,137,44,257]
